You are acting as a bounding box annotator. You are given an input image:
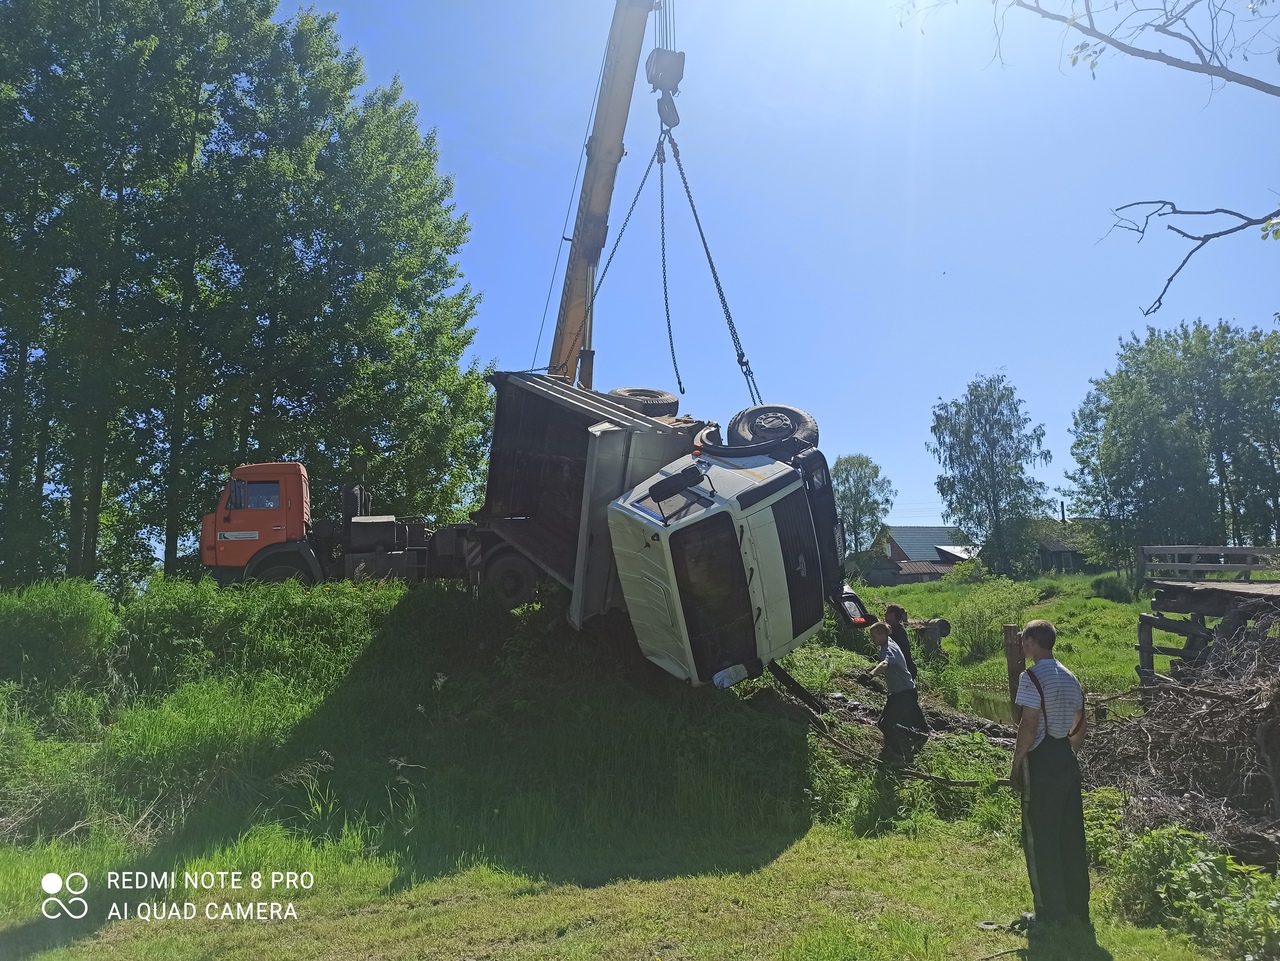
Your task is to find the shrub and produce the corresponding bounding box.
[941,559,987,585]
[1090,574,1133,604]
[1112,826,1280,959]
[0,580,119,688]
[948,577,1040,662]
[1081,787,1125,868]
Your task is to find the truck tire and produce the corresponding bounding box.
[483,551,540,609]
[727,404,818,449]
[254,562,314,586]
[607,387,679,417]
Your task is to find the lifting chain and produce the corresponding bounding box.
[555,128,763,409]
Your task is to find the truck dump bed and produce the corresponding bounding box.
[474,372,701,626]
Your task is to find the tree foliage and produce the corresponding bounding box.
[927,373,1052,574]
[1067,321,1280,573]
[0,0,492,587]
[830,453,896,574]
[901,0,1280,313]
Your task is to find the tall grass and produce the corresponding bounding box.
[0,580,118,688]
[861,573,1150,699]
[946,577,1040,661]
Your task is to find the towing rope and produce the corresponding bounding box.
[770,671,1014,790]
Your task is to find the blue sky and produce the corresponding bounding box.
[307,0,1279,526]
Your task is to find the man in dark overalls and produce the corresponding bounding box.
[869,621,928,764]
[1011,619,1090,928]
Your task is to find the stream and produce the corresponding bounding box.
[966,690,1142,726]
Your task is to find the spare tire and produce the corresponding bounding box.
[607,387,679,417]
[727,404,819,448]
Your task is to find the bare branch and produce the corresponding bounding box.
[898,1,1280,311]
[1112,201,1280,314]
[1154,22,1212,63]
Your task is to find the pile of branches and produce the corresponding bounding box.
[1080,608,1280,868]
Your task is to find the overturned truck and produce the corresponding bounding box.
[203,372,874,687]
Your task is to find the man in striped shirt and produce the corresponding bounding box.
[1011,619,1090,928]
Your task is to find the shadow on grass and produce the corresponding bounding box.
[982,922,1115,961]
[291,585,813,890]
[1,582,812,958]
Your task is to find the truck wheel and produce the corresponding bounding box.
[727,404,818,448]
[484,552,539,609]
[607,387,679,417]
[255,563,314,586]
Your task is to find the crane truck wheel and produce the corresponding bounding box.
[726,404,819,449]
[607,387,679,417]
[253,562,315,586]
[483,551,540,609]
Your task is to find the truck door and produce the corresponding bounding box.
[214,477,288,568]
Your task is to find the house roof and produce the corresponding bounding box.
[1040,539,1084,555]
[887,526,966,562]
[936,545,978,561]
[897,560,954,576]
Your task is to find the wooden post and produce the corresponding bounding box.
[1136,618,1155,686]
[1003,624,1025,723]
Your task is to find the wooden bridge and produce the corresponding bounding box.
[1137,578,1280,681]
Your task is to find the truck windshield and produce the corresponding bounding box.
[669,512,755,683]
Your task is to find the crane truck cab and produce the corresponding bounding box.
[200,462,321,584]
[200,462,468,586]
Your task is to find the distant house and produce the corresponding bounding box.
[1038,537,1089,573]
[863,526,970,586]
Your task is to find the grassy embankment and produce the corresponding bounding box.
[0,575,1218,959]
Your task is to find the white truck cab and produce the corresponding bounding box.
[609,448,853,686]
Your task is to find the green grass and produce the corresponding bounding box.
[0,576,1229,960]
[1,825,1209,960]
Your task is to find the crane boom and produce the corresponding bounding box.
[547,0,656,390]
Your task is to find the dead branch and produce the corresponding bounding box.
[901,1,1280,314]
[1111,200,1280,315]
[1080,603,1280,867]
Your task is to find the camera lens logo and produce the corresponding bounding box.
[41,872,88,920]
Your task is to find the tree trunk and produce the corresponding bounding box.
[163,83,205,577]
[78,158,129,578]
[163,355,188,575]
[1,331,30,583]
